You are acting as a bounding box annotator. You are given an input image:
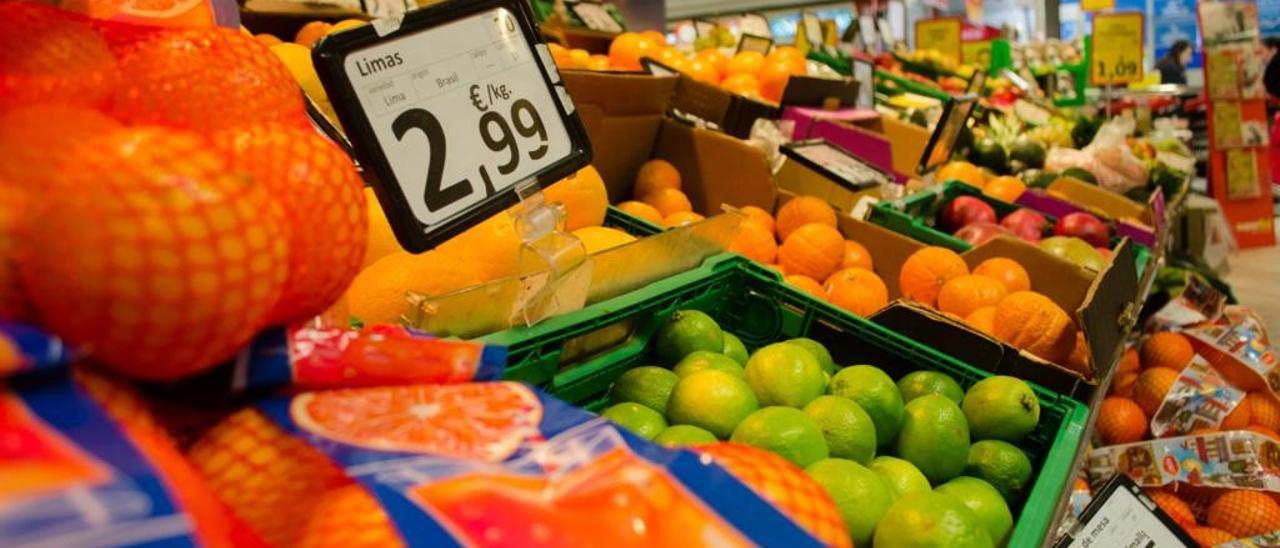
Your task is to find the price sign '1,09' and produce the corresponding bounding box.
[1090,12,1144,86]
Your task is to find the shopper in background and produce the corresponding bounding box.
[1155,40,1192,85]
[1264,37,1280,99]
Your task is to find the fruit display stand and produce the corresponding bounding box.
[483,252,1089,546]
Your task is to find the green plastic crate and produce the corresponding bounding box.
[481,253,1088,547]
[603,205,662,236]
[868,181,1152,275]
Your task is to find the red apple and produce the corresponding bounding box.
[954,222,1013,246]
[940,196,997,232]
[1053,212,1110,247]
[1095,247,1113,260]
[999,208,1049,243]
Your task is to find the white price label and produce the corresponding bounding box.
[317,0,590,251]
[571,3,623,34]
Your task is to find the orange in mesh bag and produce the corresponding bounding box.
[0,2,120,115]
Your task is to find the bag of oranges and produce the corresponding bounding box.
[187,382,849,547]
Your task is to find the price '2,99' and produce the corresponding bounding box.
[391,97,548,213]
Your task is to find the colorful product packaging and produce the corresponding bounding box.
[1149,356,1246,438]
[188,382,841,547]
[1086,431,1280,491]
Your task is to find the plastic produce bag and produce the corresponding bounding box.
[1148,356,1246,437]
[1087,431,1280,491]
[187,382,843,548]
[1046,117,1149,192]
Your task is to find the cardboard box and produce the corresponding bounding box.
[1017,177,1166,249]
[850,116,931,179]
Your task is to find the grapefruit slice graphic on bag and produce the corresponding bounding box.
[291,382,543,462]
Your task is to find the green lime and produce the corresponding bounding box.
[655,310,724,365]
[896,394,970,484]
[965,440,1034,503]
[829,365,905,447]
[653,424,718,446]
[601,402,667,440]
[722,332,749,365]
[666,369,759,439]
[962,376,1040,443]
[803,395,876,464]
[897,370,964,404]
[870,456,932,499]
[936,477,1014,546]
[609,366,680,413]
[786,337,837,375]
[673,351,744,378]
[873,492,994,548]
[729,406,829,467]
[805,458,895,547]
[743,342,826,408]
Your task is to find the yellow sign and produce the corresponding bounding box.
[962,40,993,68]
[1082,0,1115,12]
[1090,12,1144,85]
[915,18,961,64]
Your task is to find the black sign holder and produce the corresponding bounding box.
[917,94,978,175]
[312,0,592,252]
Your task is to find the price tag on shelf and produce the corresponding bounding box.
[1090,12,1144,86]
[1053,475,1195,548]
[314,0,591,252]
[570,1,624,34]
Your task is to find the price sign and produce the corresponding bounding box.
[1090,12,1144,86]
[570,1,624,34]
[1053,475,1196,548]
[314,0,591,252]
[914,18,962,63]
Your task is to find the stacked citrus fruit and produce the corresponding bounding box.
[616,159,705,228]
[598,309,1044,546]
[0,4,366,381]
[549,33,808,103]
[345,164,624,325]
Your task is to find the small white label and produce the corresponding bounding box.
[572,3,623,34]
[343,7,572,229]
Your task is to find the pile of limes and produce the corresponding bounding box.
[599,309,1046,547]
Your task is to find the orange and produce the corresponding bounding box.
[1188,526,1235,547]
[1207,490,1280,537]
[726,51,766,76]
[973,257,1031,293]
[641,30,666,44]
[1117,348,1141,376]
[991,291,1077,363]
[586,54,611,71]
[775,196,837,241]
[936,274,1008,318]
[695,48,730,76]
[763,263,786,275]
[543,165,609,230]
[362,187,401,269]
[681,59,721,84]
[785,275,826,299]
[573,226,636,254]
[255,33,282,46]
[112,27,307,133]
[1110,372,1139,398]
[345,251,480,325]
[646,46,685,68]
[823,268,889,317]
[766,46,806,67]
[608,32,657,70]
[1066,332,1092,376]
[617,201,664,224]
[22,127,288,381]
[1203,346,1267,391]
[1140,332,1195,371]
[964,306,996,335]
[214,122,367,325]
[0,2,120,115]
[549,43,573,67]
[778,224,845,281]
[634,158,683,197]
[1147,490,1197,530]
[841,240,874,271]
[663,211,705,227]
[935,161,987,189]
[758,59,802,102]
[721,73,762,97]
[982,176,1027,202]
[730,221,778,263]
[1221,400,1251,430]
[294,21,332,47]
[1247,392,1280,432]
[695,443,851,548]
[642,188,694,217]
[740,206,775,233]
[569,48,591,69]
[1096,397,1148,445]
[1247,424,1280,439]
[898,247,970,308]
[436,211,521,282]
[1132,367,1180,417]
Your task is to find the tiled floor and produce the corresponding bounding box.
[1223,224,1280,330]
